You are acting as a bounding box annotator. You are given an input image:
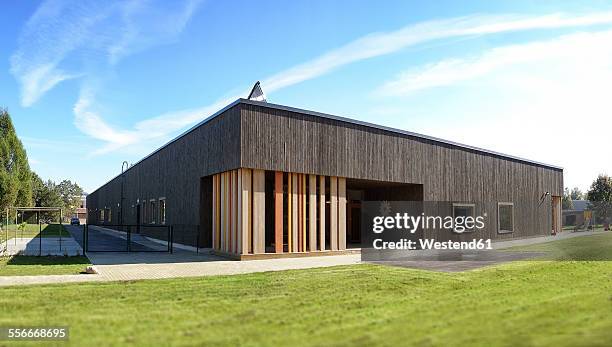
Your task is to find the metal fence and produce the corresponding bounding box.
[83,224,205,253]
[0,222,82,256]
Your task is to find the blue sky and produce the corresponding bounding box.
[1,0,611,193]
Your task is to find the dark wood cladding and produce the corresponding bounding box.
[88,99,563,243]
[87,107,241,228]
[240,103,563,239]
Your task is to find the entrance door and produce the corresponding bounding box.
[347,201,361,245]
[551,196,561,234]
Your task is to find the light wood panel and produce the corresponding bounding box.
[309,174,317,251]
[252,169,265,254]
[241,169,252,254]
[330,176,338,251]
[319,175,326,251]
[291,173,298,252]
[274,171,283,253]
[338,177,346,250]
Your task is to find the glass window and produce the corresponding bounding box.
[150,200,156,224]
[453,203,476,232]
[498,203,514,233]
[159,199,166,225]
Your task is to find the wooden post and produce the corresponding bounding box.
[319,175,326,251]
[330,176,338,251]
[291,173,298,252]
[241,169,252,255]
[309,174,317,251]
[338,177,347,250]
[274,171,284,253]
[252,169,265,254]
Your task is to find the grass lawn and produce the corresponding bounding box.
[2,223,71,240]
[0,233,611,346]
[0,256,90,276]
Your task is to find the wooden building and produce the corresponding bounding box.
[87,98,563,259]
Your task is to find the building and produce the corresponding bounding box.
[562,200,593,229]
[87,96,563,259]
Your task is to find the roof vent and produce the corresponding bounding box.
[247,81,267,102]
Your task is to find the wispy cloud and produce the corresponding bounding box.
[10,0,202,107]
[12,7,612,155]
[374,29,612,96]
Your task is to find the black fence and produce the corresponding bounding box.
[82,224,205,253]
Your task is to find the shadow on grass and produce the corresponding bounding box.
[506,232,612,261]
[6,255,90,266]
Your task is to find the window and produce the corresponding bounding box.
[150,200,156,224]
[498,202,514,233]
[99,209,105,223]
[453,203,476,232]
[141,202,146,225]
[159,198,166,225]
[107,208,112,223]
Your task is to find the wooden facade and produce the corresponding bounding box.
[87,98,563,254]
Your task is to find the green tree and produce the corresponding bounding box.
[0,108,32,212]
[570,187,584,200]
[57,180,84,217]
[562,187,573,210]
[586,174,612,225]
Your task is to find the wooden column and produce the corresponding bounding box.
[338,177,346,250]
[220,172,225,252]
[212,174,218,250]
[297,174,303,252]
[274,171,283,253]
[240,169,252,255]
[308,174,317,251]
[230,170,237,254]
[252,169,265,254]
[287,174,292,252]
[330,176,338,251]
[319,175,326,251]
[291,173,298,252]
[302,174,307,252]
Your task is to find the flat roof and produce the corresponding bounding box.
[92,98,562,194]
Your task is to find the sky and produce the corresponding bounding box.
[0,0,611,194]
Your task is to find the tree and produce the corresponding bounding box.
[570,187,584,200]
[0,108,32,212]
[562,187,573,210]
[586,174,612,226]
[56,180,84,217]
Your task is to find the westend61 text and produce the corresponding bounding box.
[372,238,493,250]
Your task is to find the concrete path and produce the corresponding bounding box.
[1,237,83,256]
[491,229,607,249]
[65,225,163,252]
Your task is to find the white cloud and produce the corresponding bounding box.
[10,0,202,107]
[12,6,612,160]
[373,30,612,190]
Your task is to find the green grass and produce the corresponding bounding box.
[0,256,90,276]
[1,234,611,346]
[1,224,70,240]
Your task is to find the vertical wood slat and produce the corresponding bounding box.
[338,177,346,251]
[230,170,237,253]
[297,174,303,252]
[302,174,307,251]
[291,173,298,252]
[237,169,242,254]
[287,173,292,252]
[308,174,317,251]
[330,176,338,251]
[274,171,283,253]
[241,169,252,255]
[252,169,266,253]
[212,174,218,250]
[220,172,226,252]
[319,175,326,251]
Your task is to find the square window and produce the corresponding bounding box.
[453,203,476,232]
